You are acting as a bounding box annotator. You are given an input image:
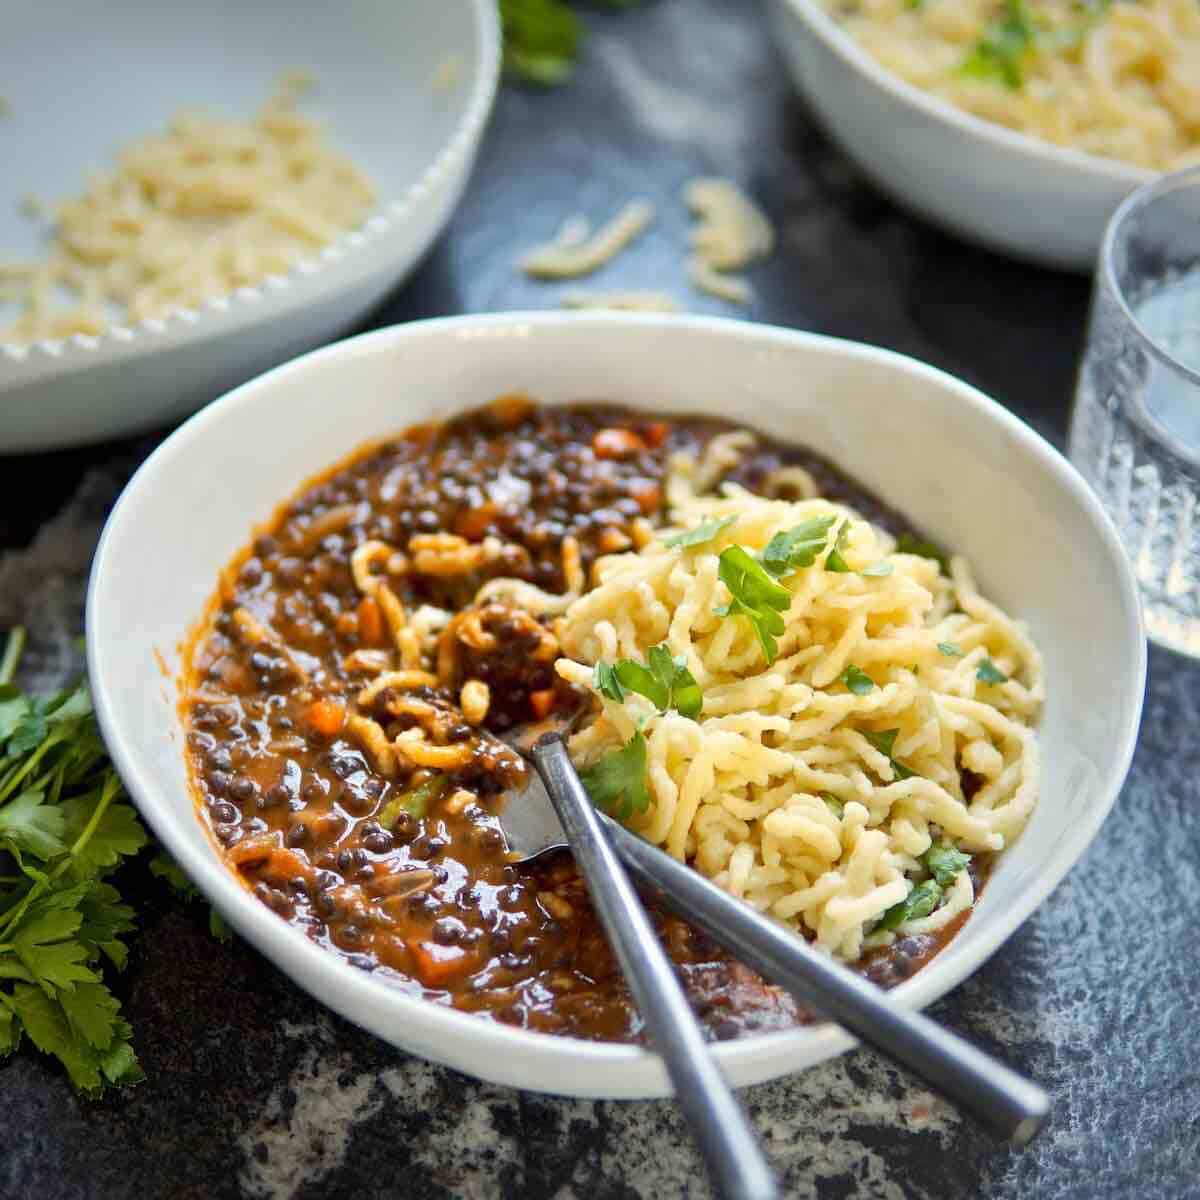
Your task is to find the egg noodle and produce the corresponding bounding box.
[554,436,1043,961]
[0,74,375,346]
[823,0,1200,171]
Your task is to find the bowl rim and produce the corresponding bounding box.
[86,312,1147,1094]
[776,0,1156,188]
[0,0,501,369]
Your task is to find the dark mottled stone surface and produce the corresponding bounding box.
[2,2,1197,1197]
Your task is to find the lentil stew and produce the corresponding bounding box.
[183,399,981,1042]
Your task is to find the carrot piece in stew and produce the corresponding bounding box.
[641,421,670,448]
[408,940,471,987]
[455,502,500,542]
[305,698,345,737]
[529,689,556,720]
[592,428,646,459]
[357,596,384,646]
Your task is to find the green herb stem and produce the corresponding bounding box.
[0,627,26,686]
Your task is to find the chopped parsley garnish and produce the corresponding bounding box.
[824,521,853,573]
[937,641,964,657]
[841,665,875,696]
[960,0,1037,89]
[976,658,1009,685]
[862,728,917,780]
[922,841,971,888]
[895,532,950,572]
[860,561,894,577]
[579,730,650,820]
[593,645,702,719]
[760,515,836,578]
[662,515,737,550]
[594,661,627,704]
[876,878,943,932]
[715,545,792,664]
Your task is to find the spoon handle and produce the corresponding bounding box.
[601,815,1049,1146]
[532,734,777,1200]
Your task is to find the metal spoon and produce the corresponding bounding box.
[527,734,778,1200]
[508,733,1049,1147]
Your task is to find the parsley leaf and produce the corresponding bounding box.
[840,665,875,695]
[596,646,702,718]
[977,658,1008,685]
[824,521,853,573]
[500,0,580,85]
[862,728,917,780]
[0,629,149,1094]
[594,661,627,704]
[714,546,792,663]
[0,686,29,742]
[923,841,971,888]
[149,854,236,946]
[821,792,845,819]
[937,642,964,657]
[760,516,836,577]
[960,0,1036,89]
[60,787,148,879]
[0,791,67,860]
[662,515,737,550]
[876,879,943,933]
[579,731,650,821]
[895,533,950,572]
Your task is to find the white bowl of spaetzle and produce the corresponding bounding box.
[89,312,1146,1096]
[766,0,1181,269]
[0,0,499,451]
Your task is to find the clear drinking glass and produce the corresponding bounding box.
[1070,167,1200,658]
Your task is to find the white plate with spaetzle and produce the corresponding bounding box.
[87,312,1147,1097]
[0,0,499,452]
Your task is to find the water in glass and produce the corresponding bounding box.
[1070,172,1200,658]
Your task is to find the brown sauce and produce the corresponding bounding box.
[183,400,982,1042]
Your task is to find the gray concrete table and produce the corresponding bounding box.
[2,3,1196,1197]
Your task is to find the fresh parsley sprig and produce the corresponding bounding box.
[760,516,836,578]
[0,629,149,1094]
[499,0,644,86]
[875,878,943,932]
[875,840,971,932]
[862,728,917,781]
[714,545,792,664]
[662,515,737,550]
[594,645,702,719]
[924,840,972,888]
[578,730,650,820]
[824,521,853,573]
[499,0,582,85]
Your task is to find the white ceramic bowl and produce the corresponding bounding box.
[0,0,499,452]
[87,313,1146,1098]
[765,0,1152,271]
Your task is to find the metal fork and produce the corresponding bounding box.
[509,733,1049,1148]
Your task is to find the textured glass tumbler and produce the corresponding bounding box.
[1070,168,1200,658]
